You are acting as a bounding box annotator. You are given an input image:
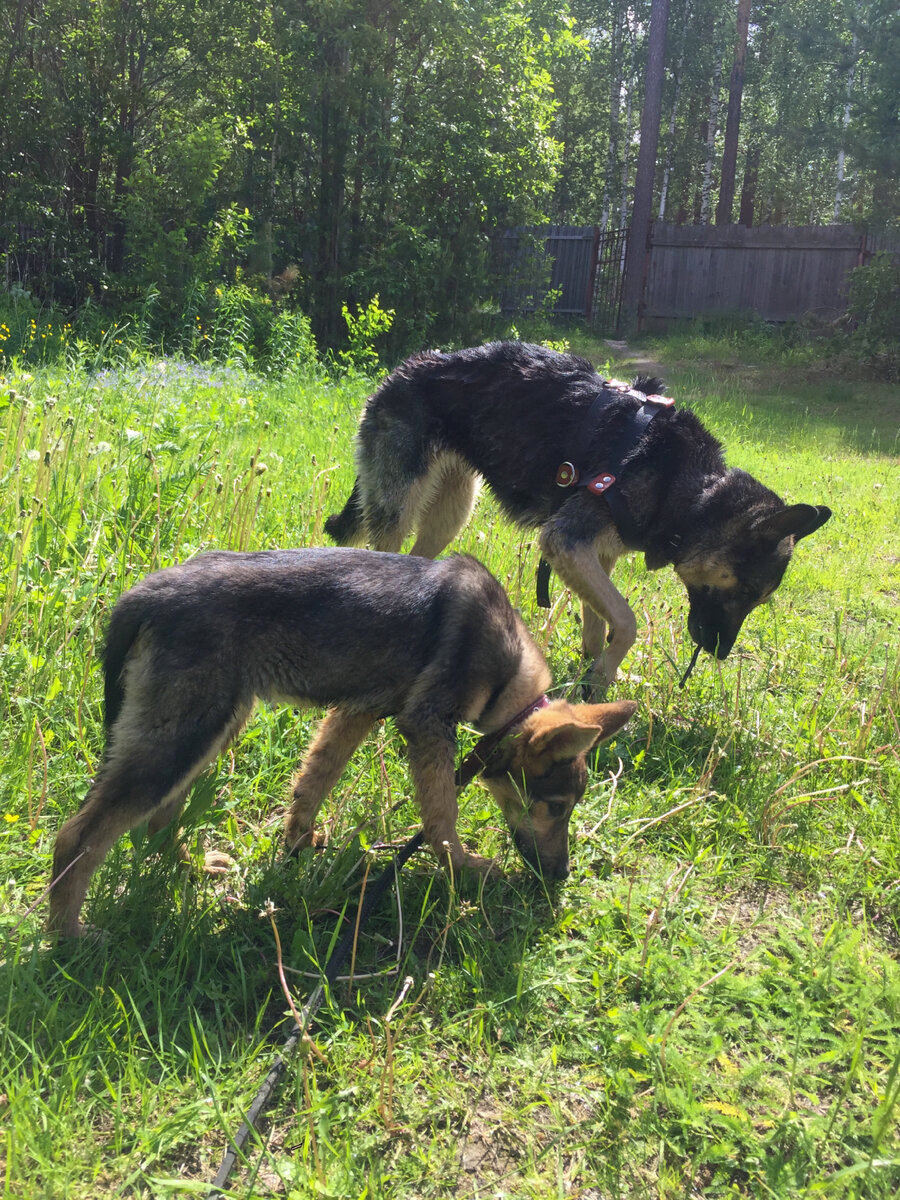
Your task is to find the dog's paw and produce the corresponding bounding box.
[203,850,236,875]
[456,852,501,879]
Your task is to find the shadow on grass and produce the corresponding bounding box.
[1,835,564,1062]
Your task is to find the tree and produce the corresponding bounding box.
[620,0,670,325]
[716,0,752,223]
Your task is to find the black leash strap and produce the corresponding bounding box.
[678,643,702,689]
[208,829,424,1198]
[535,557,553,609]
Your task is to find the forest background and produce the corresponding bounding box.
[1,0,898,360]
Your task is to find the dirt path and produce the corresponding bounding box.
[602,338,667,381]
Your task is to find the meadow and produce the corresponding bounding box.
[0,332,898,1198]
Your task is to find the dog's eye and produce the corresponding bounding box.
[543,801,569,819]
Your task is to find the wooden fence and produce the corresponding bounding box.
[498,223,900,330]
[641,223,899,328]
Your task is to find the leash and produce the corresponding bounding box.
[208,828,424,1198]
[536,380,674,608]
[207,699,546,1196]
[455,694,550,786]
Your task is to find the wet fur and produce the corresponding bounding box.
[326,341,831,688]
[49,548,636,936]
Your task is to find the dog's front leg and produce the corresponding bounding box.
[540,528,636,694]
[285,709,375,852]
[581,604,608,666]
[404,729,495,877]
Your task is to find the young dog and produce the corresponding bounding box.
[326,341,831,691]
[49,548,637,937]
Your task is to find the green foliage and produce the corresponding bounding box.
[2,0,897,352]
[1,260,319,380]
[0,288,75,364]
[845,252,900,376]
[336,295,395,376]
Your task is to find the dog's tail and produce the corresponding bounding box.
[102,604,145,732]
[324,479,366,545]
[632,374,665,396]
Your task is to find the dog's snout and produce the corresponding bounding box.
[515,834,569,881]
[687,598,740,659]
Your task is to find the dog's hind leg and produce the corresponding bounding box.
[284,709,376,852]
[408,455,480,558]
[49,698,253,936]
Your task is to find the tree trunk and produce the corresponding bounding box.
[619,16,639,229]
[834,27,858,222]
[620,0,670,328]
[314,34,350,345]
[738,144,760,226]
[716,0,751,225]
[699,52,723,226]
[601,10,624,234]
[658,10,688,221]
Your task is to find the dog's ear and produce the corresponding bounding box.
[528,700,637,761]
[575,699,638,740]
[753,503,831,545]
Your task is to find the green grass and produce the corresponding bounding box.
[1,336,899,1198]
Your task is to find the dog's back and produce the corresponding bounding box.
[325,342,639,551]
[101,548,538,727]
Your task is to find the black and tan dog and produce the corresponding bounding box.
[326,341,831,690]
[49,548,636,936]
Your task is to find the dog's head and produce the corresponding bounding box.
[480,699,637,880]
[673,473,831,658]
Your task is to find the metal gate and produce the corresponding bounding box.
[497,223,628,328]
[590,226,628,332]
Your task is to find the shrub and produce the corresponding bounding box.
[336,295,395,376]
[841,252,900,379]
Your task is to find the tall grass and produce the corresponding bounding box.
[0,337,898,1198]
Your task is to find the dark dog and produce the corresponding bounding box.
[49,548,636,936]
[326,341,831,690]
